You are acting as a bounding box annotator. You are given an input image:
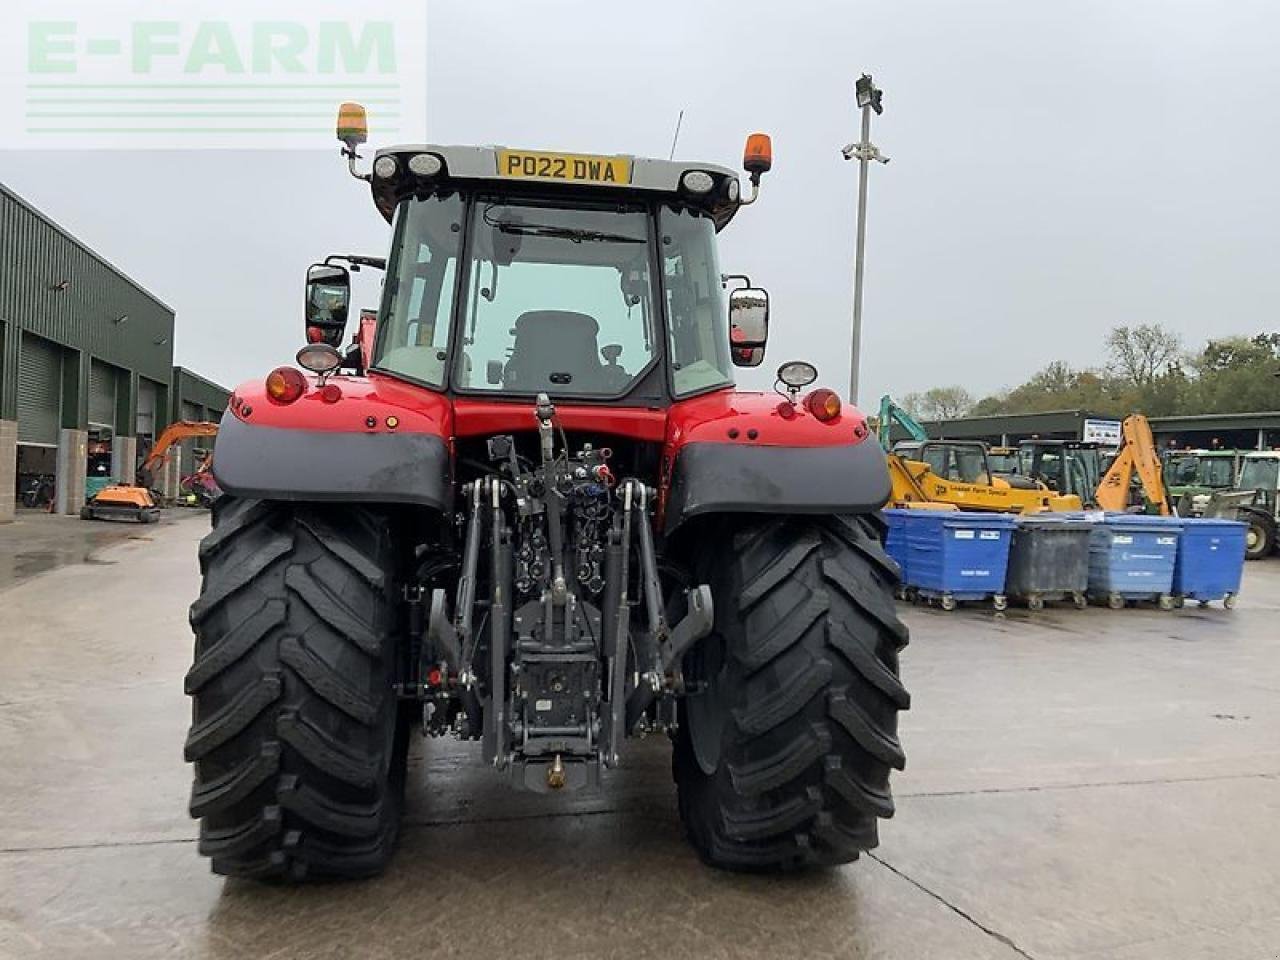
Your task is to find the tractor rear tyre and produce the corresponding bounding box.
[184,498,409,881]
[674,515,910,871]
[1243,514,1273,561]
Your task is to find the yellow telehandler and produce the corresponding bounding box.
[877,397,1082,513]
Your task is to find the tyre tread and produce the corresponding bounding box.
[674,514,909,872]
[185,499,406,882]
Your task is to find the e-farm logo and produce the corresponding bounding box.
[3,1,426,149]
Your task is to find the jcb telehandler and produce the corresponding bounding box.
[185,105,910,880]
[876,396,1082,513]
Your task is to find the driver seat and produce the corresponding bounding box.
[503,311,605,391]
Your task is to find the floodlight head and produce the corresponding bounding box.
[855,74,884,115]
[855,74,875,109]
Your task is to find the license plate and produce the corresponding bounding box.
[497,149,632,185]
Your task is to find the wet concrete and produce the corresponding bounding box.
[1,515,1278,959]
[0,510,185,593]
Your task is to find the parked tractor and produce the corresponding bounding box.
[184,104,909,881]
[1164,449,1242,516]
[1202,451,1279,559]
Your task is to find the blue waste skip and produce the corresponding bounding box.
[1088,514,1183,609]
[882,508,912,588]
[1171,518,1247,608]
[901,511,1016,610]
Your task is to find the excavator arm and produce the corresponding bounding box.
[1096,415,1170,515]
[140,421,219,477]
[82,421,219,523]
[877,395,929,449]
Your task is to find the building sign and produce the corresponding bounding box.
[1083,418,1123,446]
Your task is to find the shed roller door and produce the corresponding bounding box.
[89,360,117,428]
[180,401,203,475]
[136,379,157,438]
[17,334,62,445]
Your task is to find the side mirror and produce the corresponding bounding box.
[486,360,505,385]
[728,287,769,368]
[305,263,351,347]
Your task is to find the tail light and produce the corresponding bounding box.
[265,366,307,404]
[306,325,326,343]
[805,388,842,422]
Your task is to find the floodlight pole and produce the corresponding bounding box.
[850,105,872,406]
[843,75,887,406]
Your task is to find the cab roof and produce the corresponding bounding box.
[368,143,743,230]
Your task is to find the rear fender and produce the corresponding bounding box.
[213,372,452,510]
[661,390,890,535]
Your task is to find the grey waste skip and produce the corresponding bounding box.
[1006,515,1093,609]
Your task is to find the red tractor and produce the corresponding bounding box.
[185,104,909,880]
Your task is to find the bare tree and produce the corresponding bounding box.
[903,386,973,421]
[899,392,925,418]
[1106,324,1182,387]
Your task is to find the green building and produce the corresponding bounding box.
[1,182,229,522]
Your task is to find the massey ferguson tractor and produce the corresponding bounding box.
[184,103,909,880]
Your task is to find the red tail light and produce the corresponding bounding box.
[306,325,326,343]
[265,367,306,404]
[805,388,842,422]
[320,383,343,404]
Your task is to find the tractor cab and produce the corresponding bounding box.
[305,105,775,408]
[987,446,1021,477]
[1018,439,1105,506]
[911,440,995,485]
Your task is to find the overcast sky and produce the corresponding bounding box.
[4,0,1279,407]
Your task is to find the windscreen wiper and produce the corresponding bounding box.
[493,222,644,244]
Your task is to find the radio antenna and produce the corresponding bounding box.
[668,109,685,160]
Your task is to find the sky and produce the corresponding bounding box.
[3,0,1279,408]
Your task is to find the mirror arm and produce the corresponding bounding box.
[481,261,499,302]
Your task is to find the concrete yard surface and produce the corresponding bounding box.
[1,512,1278,959]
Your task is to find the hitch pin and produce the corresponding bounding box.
[546,754,567,790]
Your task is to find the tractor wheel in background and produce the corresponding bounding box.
[1243,516,1272,561]
[184,498,409,881]
[674,515,910,871]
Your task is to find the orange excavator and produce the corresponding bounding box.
[81,421,218,523]
[1095,414,1171,515]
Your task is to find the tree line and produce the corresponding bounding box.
[900,325,1280,422]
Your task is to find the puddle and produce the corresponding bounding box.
[0,523,144,590]
[6,550,114,580]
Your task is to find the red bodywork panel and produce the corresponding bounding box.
[231,372,867,446]
[228,372,871,517]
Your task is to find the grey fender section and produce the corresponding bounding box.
[212,413,451,511]
[664,440,891,535]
